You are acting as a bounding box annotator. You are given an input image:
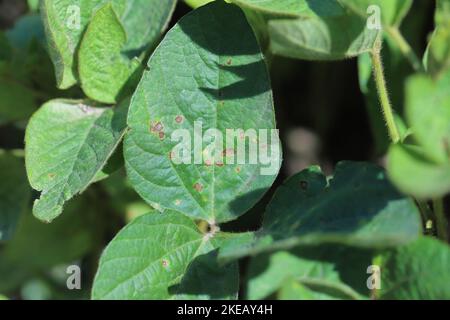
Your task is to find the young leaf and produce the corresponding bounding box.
[231,0,307,17]
[267,0,380,60]
[5,14,46,50]
[0,152,31,241]
[338,0,413,28]
[92,211,239,300]
[221,162,421,261]
[247,245,372,300]
[405,73,450,164]
[424,0,450,78]
[78,4,141,104]
[40,0,177,89]
[379,237,450,299]
[387,144,450,199]
[25,99,128,222]
[124,0,281,223]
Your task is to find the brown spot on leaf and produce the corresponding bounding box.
[159,132,165,140]
[162,259,169,268]
[48,173,55,179]
[175,115,183,124]
[226,58,232,65]
[216,162,224,167]
[150,121,163,133]
[235,167,241,173]
[194,183,203,192]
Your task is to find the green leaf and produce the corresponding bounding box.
[78,4,141,104]
[92,211,239,300]
[267,0,380,60]
[424,0,450,78]
[0,152,31,241]
[40,0,177,89]
[124,1,281,223]
[337,0,413,28]
[28,0,40,12]
[233,0,412,61]
[231,0,307,17]
[221,162,421,261]
[25,99,128,222]
[247,246,372,300]
[0,197,101,293]
[184,0,214,9]
[405,73,450,164]
[379,237,450,299]
[387,144,450,199]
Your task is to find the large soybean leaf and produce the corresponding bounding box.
[246,246,372,300]
[25,99,128,222]
[387,144,450,199]
[92,211,239,300]
[266,0,380,60]
[221,162,421,261]
[424,0,450,78]
[379,237,450,299]
[0,197,101,293]
[124,1,281,223]
[40,0,176,89]
[78,4,141,104]
[0,153,31,241]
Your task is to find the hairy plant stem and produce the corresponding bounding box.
[386,27,423,72]
[434,198,448,241]
[370,44,401,144]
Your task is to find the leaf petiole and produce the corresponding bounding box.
[370,42,401,144]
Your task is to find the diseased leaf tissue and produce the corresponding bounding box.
[0,0,449,300]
